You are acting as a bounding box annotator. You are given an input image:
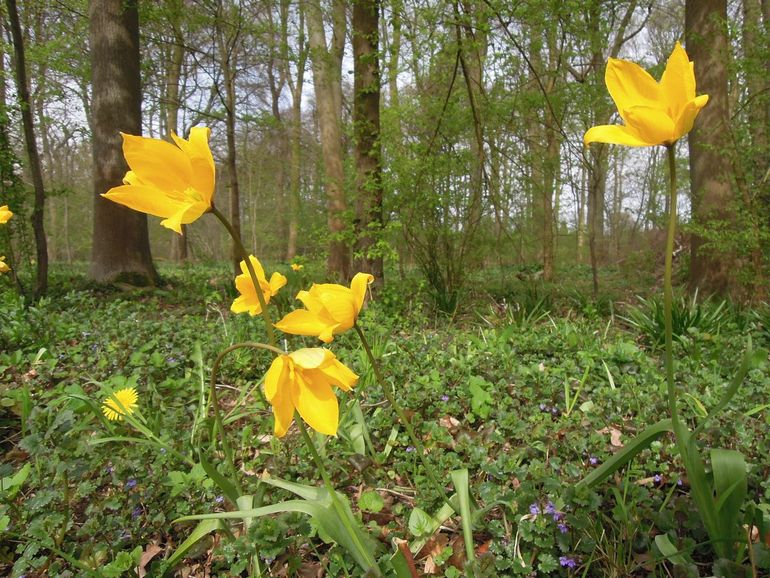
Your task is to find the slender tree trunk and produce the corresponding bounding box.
[305,0,349,280]
[166,25,188,262]
[353,0,384,284]
[686,0,734,296]
[6,0,48,297]
[89,0,158,285]
[218,8,242,274]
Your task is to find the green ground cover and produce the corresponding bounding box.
[1,263,769,577]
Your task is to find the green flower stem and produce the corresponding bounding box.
[209,342,287,496]
[664,144,682,436]
[354,324,453,512]
[211,205,277,349]
[296,417,381,575]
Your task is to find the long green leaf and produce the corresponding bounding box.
[578,419,673,489]
[164,518,221,575]
[711,449,747,558]
[654,534,687,566]
[452,469,475,564]
[198,453,239,505]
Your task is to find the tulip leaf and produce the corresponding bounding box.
[578,419,673,489]
[164,518,221,575]
[711,449,747,557]
[198,452,239,505]
[451,469,475,563]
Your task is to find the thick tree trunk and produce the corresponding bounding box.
[6,0,48,297]
[89,0,158,286]
[353,0,384,283]
[306,0,349,280]
[686,0,734,296]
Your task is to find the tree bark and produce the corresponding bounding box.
[686,0,734,296]
[89,0,158,286]
[305,0,349,280]
[352,0,383,283]
[6,0,48,297]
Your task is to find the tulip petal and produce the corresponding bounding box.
[318,358,358,392]
[350,273,374,315]
[316,284,357,328]
[264,355,288,401]
[171,127,215,202]
[623,106,676,145]
[293,373,339,436]
[584,125,651,147]
[240,255,267,284]
[290,348,327,369]
[674,95,710,139]
[268,272,288,294]
[660,42,696,120]
[102,184,187,219]
[160,201,208,234]
[122,133,193,192]
[275,310,338,341]
[605,57,661,124]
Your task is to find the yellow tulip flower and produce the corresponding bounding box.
[0,257,9,274]
[275,273,374,343]
[584,42,709,147]
[102,387,139,421]
[0,205,12,224]
[264,348,358,437]
[102,126,215,234]
[231,255,287,316]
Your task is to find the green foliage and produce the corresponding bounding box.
[621,291,729,348]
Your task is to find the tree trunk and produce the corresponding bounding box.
[89,0,158,286]
[166,22,188,262]
[686,0,734,296]
[353,0,384,284]
[305,0,349,280]
[6,0,48,297]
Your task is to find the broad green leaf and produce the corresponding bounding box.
[359,490,385,513]
[1,462,30,497]
[389,545,417,578]
[408,507,437,538]
[654,534,688,566]
[711,449,747,558]
[577,419,673,489]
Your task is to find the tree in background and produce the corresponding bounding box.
[89,0,158,285]
[5,0,48,297]
[352,0,383,284]
[685,0,734,296]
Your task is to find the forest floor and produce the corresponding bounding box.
[1,263,769,577]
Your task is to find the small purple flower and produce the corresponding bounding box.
[131,506,143,519]
[215,495,225,504]
[125,478,137,489]
[552,511,564,522]
[539,403,547,412]
[441,394,450,402]
[544,501,557,515]
[550,407,559,415]
[406,446,415,453]
[588,456,599,466]
[557,522,569,533]
[559,555,577,568]
[105,465,114,474]
[529,503,541,516]
[677,478,683,487]
[653,474,662,483]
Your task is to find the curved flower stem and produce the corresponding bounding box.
[664,144,683,437]
[354,324,454,512]
[209,342,286,496]
[211,205,277,348]
[296,417,381,575]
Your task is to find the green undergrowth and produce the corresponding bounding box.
[1,263,769,576]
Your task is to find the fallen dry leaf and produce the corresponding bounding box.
[138,543,163,577]
[596,426,624,447]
